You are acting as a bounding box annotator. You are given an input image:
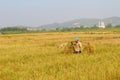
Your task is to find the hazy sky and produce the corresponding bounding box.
[0,0,120,27]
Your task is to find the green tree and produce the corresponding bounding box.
[56,28,60,31]
[105,24,113,29]
[80,25,85,29]
[115,25,120,28]
[91,25,99,29]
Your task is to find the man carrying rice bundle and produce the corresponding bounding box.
[72,37,82,54]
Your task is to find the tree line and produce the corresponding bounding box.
[55,24,120,32]
[0,24,120,34]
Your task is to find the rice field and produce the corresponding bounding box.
[0,31,120,80]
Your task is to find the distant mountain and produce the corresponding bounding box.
[37,17,120,30]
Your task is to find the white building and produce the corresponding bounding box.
[98,20,105,28]
[73,23,81,27]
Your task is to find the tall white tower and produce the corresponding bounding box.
[98,20,105,28]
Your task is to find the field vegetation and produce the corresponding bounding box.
[0,31,120,80]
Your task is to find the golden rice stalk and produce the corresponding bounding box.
[83,42,96,54]
[64,42,74,54]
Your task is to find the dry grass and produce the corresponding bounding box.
[0,32,120,80]
[83,42,96,54]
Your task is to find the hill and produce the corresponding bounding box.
[37,17,120,30]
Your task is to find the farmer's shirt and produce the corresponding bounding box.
[73,41,82,51]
